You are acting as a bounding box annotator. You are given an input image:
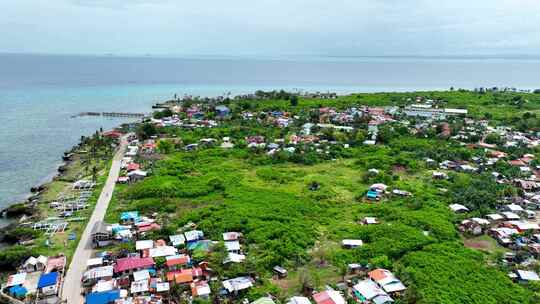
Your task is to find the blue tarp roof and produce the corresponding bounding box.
[86,290,121,304]
[9,286,28,297]
[38,272,58,288]
[120,211,139,221]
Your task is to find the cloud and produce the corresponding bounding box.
[0,0,539,56]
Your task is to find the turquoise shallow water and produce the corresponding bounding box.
[1,53,540,216]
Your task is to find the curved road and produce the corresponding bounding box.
[62,135,129,303]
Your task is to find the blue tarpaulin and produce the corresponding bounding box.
[120,211,139,222]
[38,272,58,288]
[9,286,27,298]
[86,290,121,304]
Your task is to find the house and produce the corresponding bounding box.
[273,266,288,279]
[287,296,312,304]
[222,276,253,293]
[167,269,194,284]
[224,252,246,264]
[128,170,147,182]
[368,269,407,294]
[83,266,114,286]
[449,204,469,213]
[169,234,186,247]
[252,297,276,304]
[312,290,346,304]
[130,280,149,294]
[353,279,393,304]
[515,270,540,282]
[185,230,204,242]
[22,256,47,272]
[432,171,448,179]
[136,240,154,251]
[342,239,363,249]
[489,227,519,246]
[501,212,520,220]
[362,217,379,225]
[92,221,113,247]
[191,281,211,298]
[165,254,190,269]
[85,290,121,304]
[224,240,241,253]
[114,257,155,274]
[37,272,59,296]
[120,211,140,224]
[215,105,231,117]
[149,246,178,258]
[223,232,242,241]
[366,190,381,201]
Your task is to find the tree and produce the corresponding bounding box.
[137,123,157,140]
[157,140,174,154]
[290,95,299,106]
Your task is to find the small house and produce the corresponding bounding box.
[273,266,288,279]
[342,239,363,249]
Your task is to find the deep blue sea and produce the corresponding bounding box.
[1,53,540,222]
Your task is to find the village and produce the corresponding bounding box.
[1,90,540,304]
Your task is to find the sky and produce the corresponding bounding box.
[1,0,540,57]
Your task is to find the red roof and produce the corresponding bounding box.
[313,291,340,304]
[509,159,526,166]
[137,223,161,232]
[103,130,122,138]
[166,269,193,284]
[165,255,190,267]
[127,163,140,171]
[114,257,154,273]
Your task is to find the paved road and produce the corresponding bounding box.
[62,135,129,303]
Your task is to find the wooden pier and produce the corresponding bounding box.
[72,111,146,118]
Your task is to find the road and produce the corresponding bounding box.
[62,135,129,303]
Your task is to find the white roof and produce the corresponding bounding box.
[486,214,504,221]
[364,217,378,224]
[471,218,490,225]
[507,221,540,231]
[136,240,154,250]
[149,246,178,258]
[130,280,149,293]
[222,277,253,292]
[156,282,170,292]
[127,170,147,177]
[87,257,104,267]
[184,230,204,242]
[93,280,115,293]
[169,234,186,246]
[505,204,524,212]
[224,241,241,251]
[83,266,114,281]
[342,239,363,246]
[7,273,27,287]
[449,204,469,212]
[501,212,520,220]
[287,297,312,304]
[193,282,211,296]
[517,270,540,281]
[224,253,246,263]
[353,279,387,300]
[223,232,241,241]
[133,269,150,282]
[321,290,346,304]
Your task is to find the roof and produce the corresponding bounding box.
[353,279,387,301]
[342,239,363,246]
[83,266,114,281]
[114,257,154,273]
[191,281,211,297]
[38,272,58,288]
[136,240,154,250]
[131,280,149,294]
[46,256,66,272]
[120,211,139,221]
[85,290,121,304]
[312,290,345,304]
[287,297,312,304]
[133,269,150,282]
[184,230,204,242]
[222,276,253,292]
[252,297,276,304]
[7,273,27,287]
[156,282,170,292]
[87,257,104,267]
[368,269,406,293]
[169,234,186,246]
[165,254,190,267]
[149,246,178,258]
[166,269,193,284]
[449,204,469,212]
[224,241,241,251]
[225,252,246,263]
[223,232,241,241]
[516,270,540,281]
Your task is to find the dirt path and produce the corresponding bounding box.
[61,135,129,303]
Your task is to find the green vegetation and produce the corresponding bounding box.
[107,90,540,303]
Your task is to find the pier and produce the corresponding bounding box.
[72,111,147,118]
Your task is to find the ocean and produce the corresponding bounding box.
[1,53,540,220]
